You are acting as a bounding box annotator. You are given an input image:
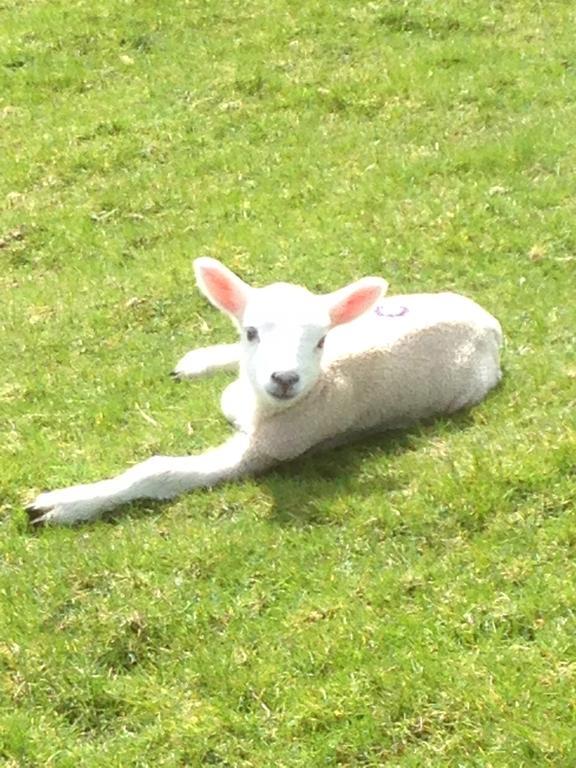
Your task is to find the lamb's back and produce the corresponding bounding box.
[325,292,501,360]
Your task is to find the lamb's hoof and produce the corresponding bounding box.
[169,370,181,382]
[25,484,107,526]
[25,502,49,526]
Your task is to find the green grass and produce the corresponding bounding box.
[1,0,575,764]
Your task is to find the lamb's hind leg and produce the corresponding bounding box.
[171,343,240,381]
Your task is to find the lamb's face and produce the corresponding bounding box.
[193,257,388,413]
[240,284,330,410]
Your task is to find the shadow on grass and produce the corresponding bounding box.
[263,409,477,527]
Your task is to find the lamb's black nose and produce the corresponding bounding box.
[270,371,300,389]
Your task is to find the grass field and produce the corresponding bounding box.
[1,0,575,765]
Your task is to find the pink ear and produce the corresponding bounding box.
[194,258,250,320]
[327,277,388,326]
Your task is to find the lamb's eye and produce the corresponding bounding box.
[317,335,326,350]
[245,327,259,342]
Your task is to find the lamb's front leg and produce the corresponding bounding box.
[26,434,271,525]
[171,343,240,381]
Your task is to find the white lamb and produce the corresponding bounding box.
[27,258,503,525]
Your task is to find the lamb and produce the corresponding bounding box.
[26,258,503,525]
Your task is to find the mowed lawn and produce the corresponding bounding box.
[1,0,575,765]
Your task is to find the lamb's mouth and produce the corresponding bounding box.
[266,387,299,402]
[270,391,297,401]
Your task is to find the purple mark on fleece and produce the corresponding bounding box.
[375,304,409,318]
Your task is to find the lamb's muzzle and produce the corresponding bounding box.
[268,370,300,400]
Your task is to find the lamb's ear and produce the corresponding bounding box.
[193,258,251,322]
[325,277,388,327]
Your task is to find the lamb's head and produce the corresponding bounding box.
[194,258,388,410]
